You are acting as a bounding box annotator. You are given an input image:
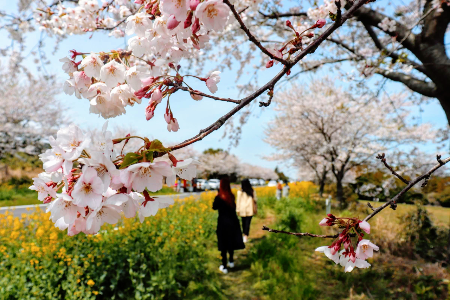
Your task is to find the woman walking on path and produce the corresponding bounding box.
[236,179,257,243]
[213,177,245,274]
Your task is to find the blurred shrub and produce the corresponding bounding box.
[399,205,449,264]
[435,185,450,207]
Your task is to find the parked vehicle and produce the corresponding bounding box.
[207,179,220,190]
[267,180,277,187]
[259,179,265,186]
[196,179,210,190]
[249,178,259,186]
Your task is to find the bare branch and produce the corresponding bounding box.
[375,69,438,97]
[223,0,289,65]
[258,11,307,19]
[259,86,274,107]
[177,86,240,104]
[376,153,409,184]
[262,226,339,238]
[363,156,450,222]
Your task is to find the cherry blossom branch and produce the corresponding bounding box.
[258,11,307,19]
[363,155,450,222]
[262,226,339,238]
[376,153,409,184]
[263,155,450,238]
[176,86,240,104]
[170,0,369,152]
[223,0,289,65]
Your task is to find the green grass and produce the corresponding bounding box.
[231,196,450,299]
[147,185,179,196]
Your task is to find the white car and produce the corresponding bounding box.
[207,179,220,190]
[196,179,210,190]
[249,179,259,186]
[267,180,277,187]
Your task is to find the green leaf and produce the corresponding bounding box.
[148,139,170,152]
[144,151,154,163]
[120,153,140,169]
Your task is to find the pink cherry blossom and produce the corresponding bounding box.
[167,118,180,132]
[205,71,220,94]
[358,220,370,234]
[71,166,104,210]
[195,0,230,32]
[160,0,189,22]
[167,15,181,30]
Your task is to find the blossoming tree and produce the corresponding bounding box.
[265,78,434,205]
[0,60,64,158]
[2,0,446,273]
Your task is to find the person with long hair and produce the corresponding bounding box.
[236,179,257,243]
[212,177,245,274]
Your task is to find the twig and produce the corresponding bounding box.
[177,86,240,104]
[363,156,450,222]
[262,226,339,238]
[367,202,375,211]
[376,153,409,184]
[259,85,274,107]
[223,0,289,65]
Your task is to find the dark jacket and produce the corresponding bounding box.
[213,195,245,251]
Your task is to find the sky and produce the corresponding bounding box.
[0,0,448,179]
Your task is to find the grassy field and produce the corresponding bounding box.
[360,200,449,227]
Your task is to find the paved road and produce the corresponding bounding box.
[0,192,203,218]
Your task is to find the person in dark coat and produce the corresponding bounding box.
[212,177,245,274]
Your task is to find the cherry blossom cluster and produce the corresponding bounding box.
[315,215,379,272]
[58,0,231,128]
[29,122,198,236]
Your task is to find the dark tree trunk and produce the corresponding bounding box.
[318,168,328,198]
[336,179,344,207]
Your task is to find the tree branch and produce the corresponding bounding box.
[177,86,240,104]
[354,6,417,52]
[376,153,409,184]
[364,156,450,222]
[224,0,289,65]
[375,69,438,97]
[361,22,426,74]
[262,226,339,238]
[258,11,307,19]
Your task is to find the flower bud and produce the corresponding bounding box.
[190,0,200,11]
[358,221,370,234]
[319,218,329,226]
[192,17,200,34]
[266,60,274,68]
[145,105,155,120]
[184,11,193,29]
[316,19,326,28]
[190,91,203,100]
[286,20,293,28]
[141,76,155,86]
[167,15,181,30]
[150,88,163,103]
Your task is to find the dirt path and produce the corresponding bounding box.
[217,211,276,300]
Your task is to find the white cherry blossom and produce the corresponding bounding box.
[46,193,84,224]
[80,52,104,79]
[355,240,379,260]
[125,12,152,37]
[29,177,57,201]
[120,161,173,192]
[100,60,126,88]
[315,246,340,264]
[72,166,104,209]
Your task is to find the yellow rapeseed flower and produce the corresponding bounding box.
[87,279,95,286]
